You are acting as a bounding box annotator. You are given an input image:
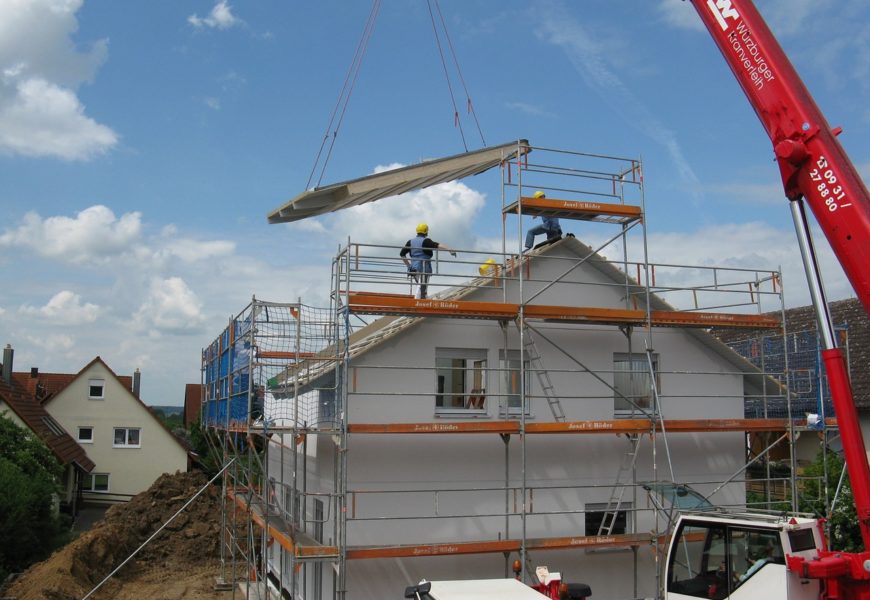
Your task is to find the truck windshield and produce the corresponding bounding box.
[668,522,784,599]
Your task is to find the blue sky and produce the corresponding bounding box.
[0,0,867,406]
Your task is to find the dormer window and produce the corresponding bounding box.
[88,379,105,400]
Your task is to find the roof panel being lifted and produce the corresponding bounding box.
[267,139,530,224]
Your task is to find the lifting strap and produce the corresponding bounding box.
[306,0,382,190]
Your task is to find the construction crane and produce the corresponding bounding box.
[667,1,870,599]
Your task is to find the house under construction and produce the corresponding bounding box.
[201,142,836,600]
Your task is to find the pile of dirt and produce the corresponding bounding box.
[7,470,228,600]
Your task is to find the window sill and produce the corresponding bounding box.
[434,410,490,419]
[112,445,141,449]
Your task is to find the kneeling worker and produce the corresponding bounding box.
[400,223,457,299]
[525,190,562,251]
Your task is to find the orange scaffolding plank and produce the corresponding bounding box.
[257,351,321,360]
[347,294,780,329]
[523,305,646,325]
[347,293,518,319]
[504,196,642,225]
[649,310,780,329]
[346,532,651,560]
[349,422,521,434]
[348,419,834,435]
[229,490,338,559]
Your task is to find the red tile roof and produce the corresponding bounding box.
[0,375,95,473]
[184,383,203,427]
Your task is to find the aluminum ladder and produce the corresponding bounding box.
[518,323,565,422]
[597,433,641,535]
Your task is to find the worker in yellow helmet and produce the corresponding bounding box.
[525,190,562,251]
[400,222,457,299]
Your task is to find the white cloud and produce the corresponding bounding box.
[324,176,486,250]
[656,0,704,32]
[505,101,553,117]
[204,97,220,110]
[0,205,142,265]
[163,238,236,262]
[188,1,242,30]
[134,277,206,335]
[0,0,116,160]
[0,77,117,159]
[20,290,99,324]
[24,333,75,354]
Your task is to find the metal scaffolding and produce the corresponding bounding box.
[202,144,834,600]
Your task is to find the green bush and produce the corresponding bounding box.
[0,416,71,580]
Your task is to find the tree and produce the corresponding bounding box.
[0,415,71,581]
[799,448,862,552]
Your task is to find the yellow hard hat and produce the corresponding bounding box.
[533,190,546,199]
[479,257,497,276]
[416,222,429,235]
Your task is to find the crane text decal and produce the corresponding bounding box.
[809,155,850,212]
[728,21,775,91]
[706,0,739,31]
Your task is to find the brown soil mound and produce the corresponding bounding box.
[7,470,228,600]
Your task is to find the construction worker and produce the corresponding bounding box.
[524,190,562,251]
[400,223,456,299]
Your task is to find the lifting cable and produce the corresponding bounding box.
[430,0,486,148]
[306,0,382,190]
[425,0,467,152]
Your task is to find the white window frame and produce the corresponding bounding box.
[77,426,94,444]
[88,378,105,400]
[83,472,110,493]
[613,352,660,417]
[435,348,488,415]
[499,349,531,416]
[113,427,141,448]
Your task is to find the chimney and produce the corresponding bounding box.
[2,344,12,384]
[30,367,38,378]
[133,368,141,398]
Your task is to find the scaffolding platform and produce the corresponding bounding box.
[347,418,836,435]
[346,292,781,329]
[504,195,642,225]
[229,490,340,559]
[345,532,652,560]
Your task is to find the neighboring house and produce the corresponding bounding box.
[184,383,203,427]
[13,356,188,504]
[715,297,869,465]
[261,237,779,600]
[0,347,95,514]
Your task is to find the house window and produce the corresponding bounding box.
[88,379,105,400]
[585,502,633,536]
[435,348,487,412]
[83,473,110,492]
[613,353,659,416]
[78,426,94,443]
[500,350,530,415]
[113,427,141,448]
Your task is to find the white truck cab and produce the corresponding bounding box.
[666,511,823,600]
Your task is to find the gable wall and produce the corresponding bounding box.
[0,401,27,429]
[47,362,187,501]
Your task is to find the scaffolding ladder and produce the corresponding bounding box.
[597,434,641,535]
[517,323,565,422]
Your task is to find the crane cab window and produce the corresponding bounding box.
[668,522,784,599]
